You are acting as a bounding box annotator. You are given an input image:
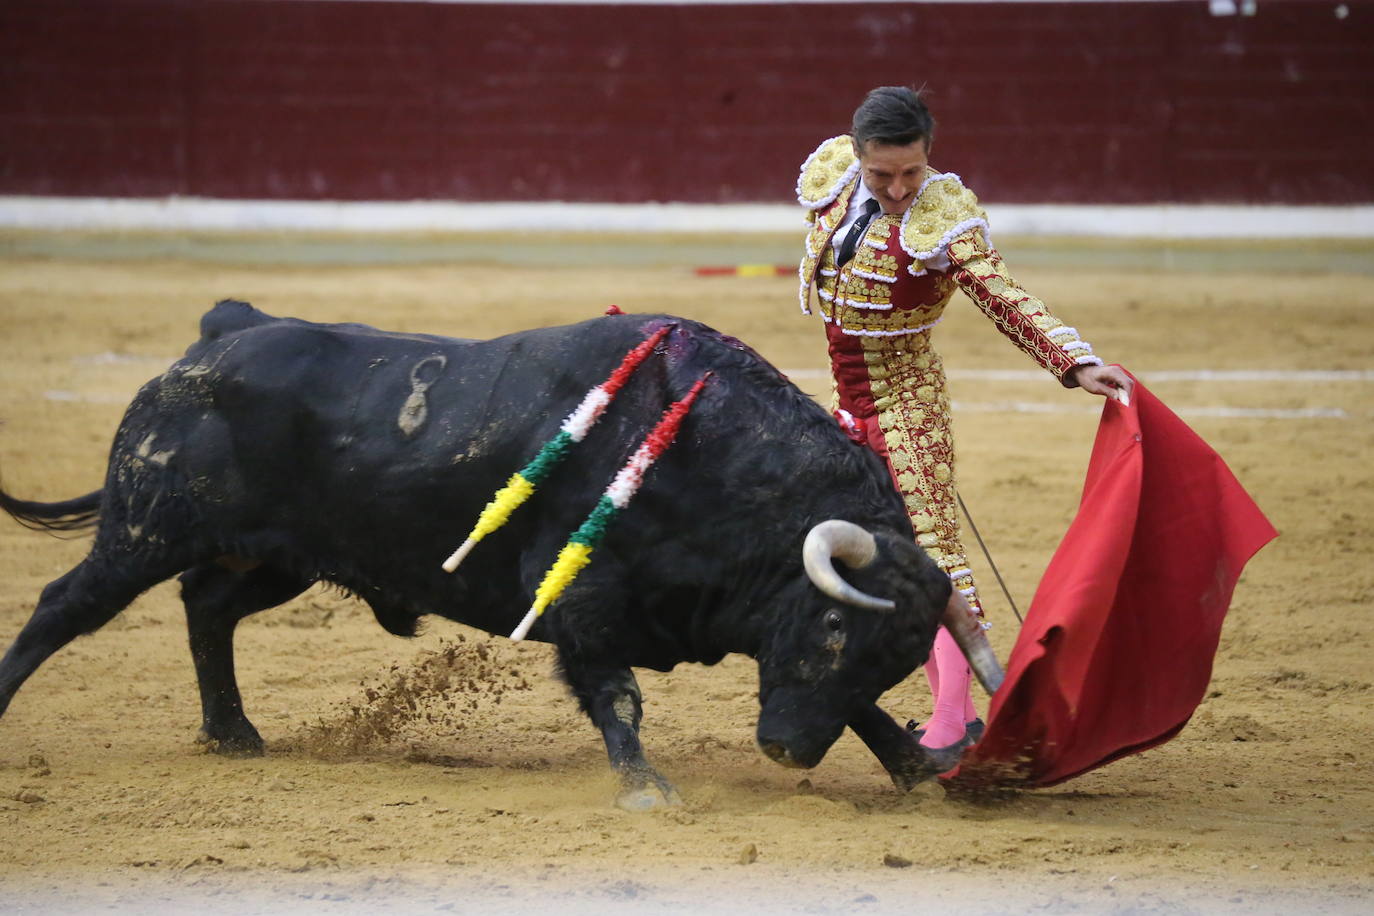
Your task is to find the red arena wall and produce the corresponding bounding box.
[2,0,1370,205]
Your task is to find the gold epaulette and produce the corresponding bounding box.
[796,136,859,211]
[899,172,990,270]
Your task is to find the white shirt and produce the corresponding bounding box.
[830,178,952,272]
[830,180,878,255]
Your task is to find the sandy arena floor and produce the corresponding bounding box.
[0,232,1371,913]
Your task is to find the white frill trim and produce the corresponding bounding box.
[897,172,993,267]
[1047,325,1104,365]
[916,169,963,200]
[903,216,991,274]
[796,136,861,211]
[797,262,811,315]
[818,288,835,303]
[837,316,944,338]
[900,173,967,256]
[850,268,895,284]
[863,238,887,251]
[947,567,973,581]
[819,268,838,278]
[841,297,893,311]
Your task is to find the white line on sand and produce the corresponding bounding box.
[783,368,1374,383]
[948,400,1349,420]
[44,358,1368,418]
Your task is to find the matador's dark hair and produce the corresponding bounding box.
[851,86,936,151]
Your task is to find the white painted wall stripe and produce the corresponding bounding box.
[68,355,1374,385]
[4,197,1372,239]
[306,0,1197,5]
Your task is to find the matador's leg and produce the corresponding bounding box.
[864,342,984,749]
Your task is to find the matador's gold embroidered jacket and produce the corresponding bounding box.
[795,135,1105,611]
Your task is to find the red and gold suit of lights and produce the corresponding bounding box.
[796,136,1104,614]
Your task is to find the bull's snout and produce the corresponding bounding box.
[755,684,848,770]
[758,739,810,769]
[755,726,831,770]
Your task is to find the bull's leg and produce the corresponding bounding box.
[179,563,312,756]
[0,558,179,722]
[559,658,680,811]
[849,702,963,791]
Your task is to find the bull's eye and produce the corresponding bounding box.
[823,609,844,632]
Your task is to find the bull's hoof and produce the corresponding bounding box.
[196,725,265,758]
[614,765,682,811]
[886,741,966,792]
[615,782,683,812]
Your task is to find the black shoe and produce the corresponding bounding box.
[905,717,986,745]
[965,717,986,743]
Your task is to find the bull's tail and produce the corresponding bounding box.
[0,484,102,534]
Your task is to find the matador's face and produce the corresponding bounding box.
[855,139,930,216]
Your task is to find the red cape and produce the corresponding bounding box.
[949,375,1277,788]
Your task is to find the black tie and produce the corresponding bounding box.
[837,198,880,267]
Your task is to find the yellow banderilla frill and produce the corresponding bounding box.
[441,473,535,572]
[509,540,594,641]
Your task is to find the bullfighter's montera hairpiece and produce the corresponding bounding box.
[441,324,673,573]
[509,373,711,642]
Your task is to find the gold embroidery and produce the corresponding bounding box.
[853,335,985,614]
[816,261,959,337]
[900,174,989,260]
[798,181,859,316]
[946,228,1089,379]
[797,137,858,209]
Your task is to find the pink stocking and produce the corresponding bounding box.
[918,626,973,749]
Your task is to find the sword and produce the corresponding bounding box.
[956,490,1023,625]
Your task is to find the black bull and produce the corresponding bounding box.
[0,302,1001,807]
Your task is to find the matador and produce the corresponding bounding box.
[795,87,1133,755]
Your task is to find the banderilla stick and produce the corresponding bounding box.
[956,490,1023,625]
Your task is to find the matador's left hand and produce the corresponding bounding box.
[1068,364,1135,401]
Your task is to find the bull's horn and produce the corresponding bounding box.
[941,590,1005,696]
[802,520,896,612]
